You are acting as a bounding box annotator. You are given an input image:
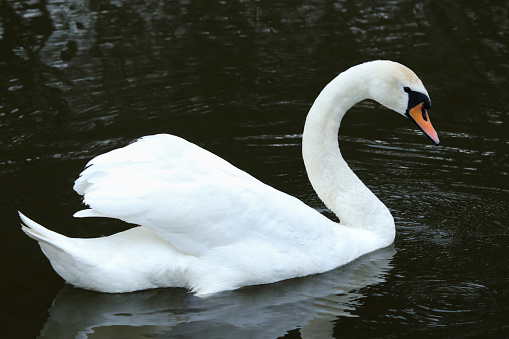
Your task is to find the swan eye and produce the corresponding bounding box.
[403,87,411,93]
[405,88,431,122]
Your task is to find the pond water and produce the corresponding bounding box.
[1,0,508,338]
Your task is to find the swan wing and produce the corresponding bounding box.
[74,134,325,256]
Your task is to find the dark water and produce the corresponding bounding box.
[1,0,508,337]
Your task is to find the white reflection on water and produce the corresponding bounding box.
[38,247,395,339]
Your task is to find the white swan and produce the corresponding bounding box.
[20,60,439,296]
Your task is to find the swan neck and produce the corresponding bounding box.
[302,69,394,242]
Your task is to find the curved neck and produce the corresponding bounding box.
[302,68,394,241]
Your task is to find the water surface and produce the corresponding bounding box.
[1,0,508,338]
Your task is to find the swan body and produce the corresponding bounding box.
[21,60,439,295]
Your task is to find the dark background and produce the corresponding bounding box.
[1,0,508,338]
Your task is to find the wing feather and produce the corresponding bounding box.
[74,134,328,256]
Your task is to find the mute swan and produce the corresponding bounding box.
[20,60,439,295]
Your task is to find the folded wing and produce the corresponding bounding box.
[74,134,326,257]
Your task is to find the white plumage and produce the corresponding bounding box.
[21,60,438,295]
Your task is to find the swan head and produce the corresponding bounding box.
[362,60,440,145]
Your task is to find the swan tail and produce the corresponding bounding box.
[20,212,69,253]
[19,212,93,265]
[20,212,101,288]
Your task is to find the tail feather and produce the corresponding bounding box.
[19,212,69,253]
[19,212,102,291]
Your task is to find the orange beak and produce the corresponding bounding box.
[407,103,440,145]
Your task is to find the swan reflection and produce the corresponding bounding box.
[38,247,394,339]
